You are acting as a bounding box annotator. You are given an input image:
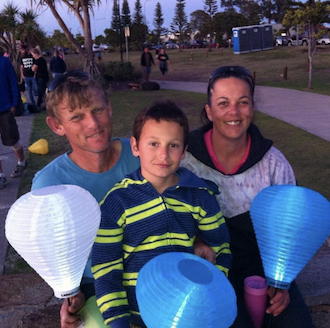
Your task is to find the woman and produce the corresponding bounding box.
[49,49,66,79]
[181,66,314,327]
[157,48,170,80]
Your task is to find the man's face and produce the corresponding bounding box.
[48,88,113,156]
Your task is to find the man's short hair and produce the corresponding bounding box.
[45,72,109,119]
[133,100,189,149]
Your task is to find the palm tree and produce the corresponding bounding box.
[18,10,46,48]
[0,2,20,71]
[31,0,103,74]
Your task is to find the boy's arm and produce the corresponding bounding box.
[197,194,232,277]
[92,194,130,328]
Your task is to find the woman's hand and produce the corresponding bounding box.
[60,291,85,328]
[266,287,290,317]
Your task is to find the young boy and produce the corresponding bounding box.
[92,101,231,328]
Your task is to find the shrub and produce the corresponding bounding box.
[103,61,141,82]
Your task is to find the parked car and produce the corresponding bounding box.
[42,50,51,56]
[100,44,109,50]
[316,35,330,45]
[275,36,288,46]
[287,35,308,46]
[165,42,179,49]
[92,44,101,52]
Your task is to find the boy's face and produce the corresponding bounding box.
[131,119,186,191]
[46,88,113,157]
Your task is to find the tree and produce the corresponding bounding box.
[153,2,165,44]
[204,0,218,44]
[213,10,248,41]
[18,10,47,48]
[111,0,121,48]
[131,0,145,49]
[190,10,209,41]
[0,2,20,69]
[171,0,190,44]
[0,2,45,73]
[283,0,330,89]
[221,0,262,25]
[121,0,131,27]
[32,0,103,74]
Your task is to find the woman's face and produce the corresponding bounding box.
[205,76,253,143]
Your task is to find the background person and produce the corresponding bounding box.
[181,66,314,328]
[32,48,49,109]
[0,55,27,187]
[157,48,170,80]
[20,45,38,108]
[140,47,154,82]
[49,48,67,79]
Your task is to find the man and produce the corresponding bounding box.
[31,48,49,109]
[140,47,154,82]
[32,72,215,328]
[0,55,27,189]
[20,45,38,108]
[31,71,140,327]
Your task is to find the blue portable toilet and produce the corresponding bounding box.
[232,26,250,54]
[261,25,273,50]
[250,25,263,52]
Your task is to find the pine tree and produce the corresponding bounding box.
[131,0,145,49]
[133,0,144,24]
[171,0,190,44]
[122,0,131,27]
[111,0,121,32]
[204,0,218,43]
[153,2,165,44]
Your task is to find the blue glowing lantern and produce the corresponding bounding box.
[250,185,330,289]
[136,252,237,328]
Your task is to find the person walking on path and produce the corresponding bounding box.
[140,47,154,82]
[32,48,49,109]
[0,55,27,189]
[157,48,170,80]
[20,45,38,108]
[49,49,66,79]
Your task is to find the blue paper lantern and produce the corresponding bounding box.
[136,252,237,328]
[250,185,330,289]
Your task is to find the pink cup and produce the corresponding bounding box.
[244,275,268,328]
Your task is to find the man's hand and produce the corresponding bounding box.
[266,287,290,317]
[194,238,216,264]
[10,106,16,115]
[60,291,85,328]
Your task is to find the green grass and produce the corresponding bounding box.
[5,49,330,274]
[63,45,330,95]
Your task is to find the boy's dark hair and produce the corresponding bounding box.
[133,101,189,149]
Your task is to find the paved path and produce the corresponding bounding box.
[0,114,34,275]
[155,81,330,142]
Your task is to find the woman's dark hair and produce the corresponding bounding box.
[201,66,255,123]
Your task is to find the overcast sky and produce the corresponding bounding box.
[5,0,213,38]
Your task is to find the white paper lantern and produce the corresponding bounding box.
[5,184,101,298]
